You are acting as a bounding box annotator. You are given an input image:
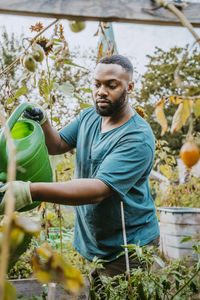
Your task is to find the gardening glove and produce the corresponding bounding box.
[0,181,32,215]
[23,103,47,125]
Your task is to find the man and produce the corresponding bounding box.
[0,55,159,277]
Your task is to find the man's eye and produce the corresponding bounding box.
[109,85,117,89]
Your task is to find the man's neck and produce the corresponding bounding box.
[100,105,134,133]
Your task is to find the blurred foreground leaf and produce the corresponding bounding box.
[0,215,40,271]
[155,99,168,136]
[4,280,16,300]
[32,243,85,295]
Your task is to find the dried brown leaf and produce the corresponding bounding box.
[169,95,183,105]
[171,100,193,134]
[193,98,200,118]
[155,99,168,136]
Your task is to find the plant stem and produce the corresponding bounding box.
[44,202,48,240]
[0,108,17,299]
[46,56,53,124]
[0,18,59,78]
[171,267,200,299]
[55,170,63,254]
[120,201,134,297]
[186,114,194,140]
[59,205,63,255]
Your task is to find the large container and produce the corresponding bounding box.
[0,102,53,211]
[157,207,200,260]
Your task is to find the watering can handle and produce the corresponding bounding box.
[7,102,32,131]
[0,103,32,182]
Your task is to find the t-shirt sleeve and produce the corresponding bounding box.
[59,114,81,148]
[95,141,154,197]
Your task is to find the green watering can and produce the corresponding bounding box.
[0,102,53,211]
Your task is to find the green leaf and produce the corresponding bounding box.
[89,289,98,300]
[49,55,56,60]
[79,103,92,109]
[7,97,14,104]
[136,245,142,258]
[180,236,192,243]
[42,84,50,97]
[153,256,165,268]
[137,283,147,300]
[52,116,60,123]
[63,59,88,70]
[53,82,74,96]
[53,38,64,44]
[193,99,200,118]
[14,86,28,98]
[80,88,92,93]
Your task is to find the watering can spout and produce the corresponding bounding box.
[0,102,53,211]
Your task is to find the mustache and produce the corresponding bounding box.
[96,98,111,103]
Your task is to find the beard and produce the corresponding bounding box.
[94,89,127,116]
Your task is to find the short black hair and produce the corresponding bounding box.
[98,54,133,76]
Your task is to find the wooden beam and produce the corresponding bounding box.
[0,0,200,27]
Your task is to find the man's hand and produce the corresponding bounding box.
[0,181,32,215]
[24,103,47,125]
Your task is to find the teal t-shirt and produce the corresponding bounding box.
[59,107,159,262]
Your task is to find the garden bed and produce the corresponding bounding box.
[11,278,90,299]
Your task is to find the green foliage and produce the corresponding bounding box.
[155,176,200,208]
[0,26,97,127]
[8,259,33,279]
[0,28,26,112]
[134,45,200,153]
[7,236,38,279]
[151,138,200,208]
[154,139,176,171]
[136,46,200,103]
[90,243,200,299]
[0,29,23,76]
[8,233,33,272]
[39,206,93,275]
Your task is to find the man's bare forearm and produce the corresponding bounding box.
[30,178,114,205]
[41,119,71,155]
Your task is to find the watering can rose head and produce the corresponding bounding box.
[23,103,48,125]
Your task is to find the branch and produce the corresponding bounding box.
[0,18,59,78]
[174,50,188,89]
[166,94,200,102]
[154,0,200,45]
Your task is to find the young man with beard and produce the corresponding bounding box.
[0,55,159,278]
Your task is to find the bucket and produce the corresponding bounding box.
[0,102,53,211]
[157,207,200,260]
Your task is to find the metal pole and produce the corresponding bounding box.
[120,201,134,296]
[120,201,130,274]
[47,283,56,300]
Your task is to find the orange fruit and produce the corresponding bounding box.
[180,141,200,168]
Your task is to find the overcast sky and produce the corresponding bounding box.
[0,13,200,75]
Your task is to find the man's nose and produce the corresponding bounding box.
[97,85,108,96]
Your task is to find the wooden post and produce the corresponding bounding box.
[0,0,200,27]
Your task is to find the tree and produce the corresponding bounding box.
[134,45,200,153]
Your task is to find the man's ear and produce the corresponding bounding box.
[127,82,134,94]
